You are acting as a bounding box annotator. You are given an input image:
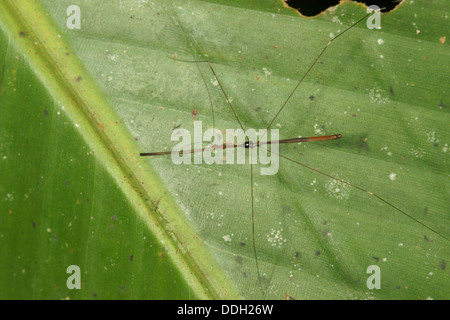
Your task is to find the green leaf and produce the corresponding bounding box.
[1,0,449,299]
[0,0,236,299]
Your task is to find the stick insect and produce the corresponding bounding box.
[139,3,449,299]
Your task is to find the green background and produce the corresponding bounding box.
[0,0,448,299]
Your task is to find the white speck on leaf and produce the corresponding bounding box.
[325,174,351,200]
[410,147,425,158]
[262,67,272,77]
[367,87,390,104]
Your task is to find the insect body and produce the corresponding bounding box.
[140,4,449,299]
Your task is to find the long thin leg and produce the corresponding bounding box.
[250,150,263,291]
[260,145,450,243]
[259,12,372,143]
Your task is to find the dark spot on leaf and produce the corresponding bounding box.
[111,215,117,221]
[19,31,26,37]
[440,260,447,270]
[372,257,379,262]
[32,221,36,228]
[254,107,261,112]
[92,293,97,297]
[43,109,48,116]
[282,205,291,214]
[434,143,439,147]
[358,140,369,151]
[242,272,247,278]
[76,76,82,82]
[308,95,314,100]
[352,113,357,117]
[294,251,301,259]
[235,256,243,264]
[129,255,134,262]
[423,207,428,216]
[389,85,394,95]
[239,242,246,247]
[315,250,321,256]
[424,235,432,242]
[439,101,447,109]
[172,124,181,130]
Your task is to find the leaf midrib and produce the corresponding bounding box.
[0,0,240,300]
